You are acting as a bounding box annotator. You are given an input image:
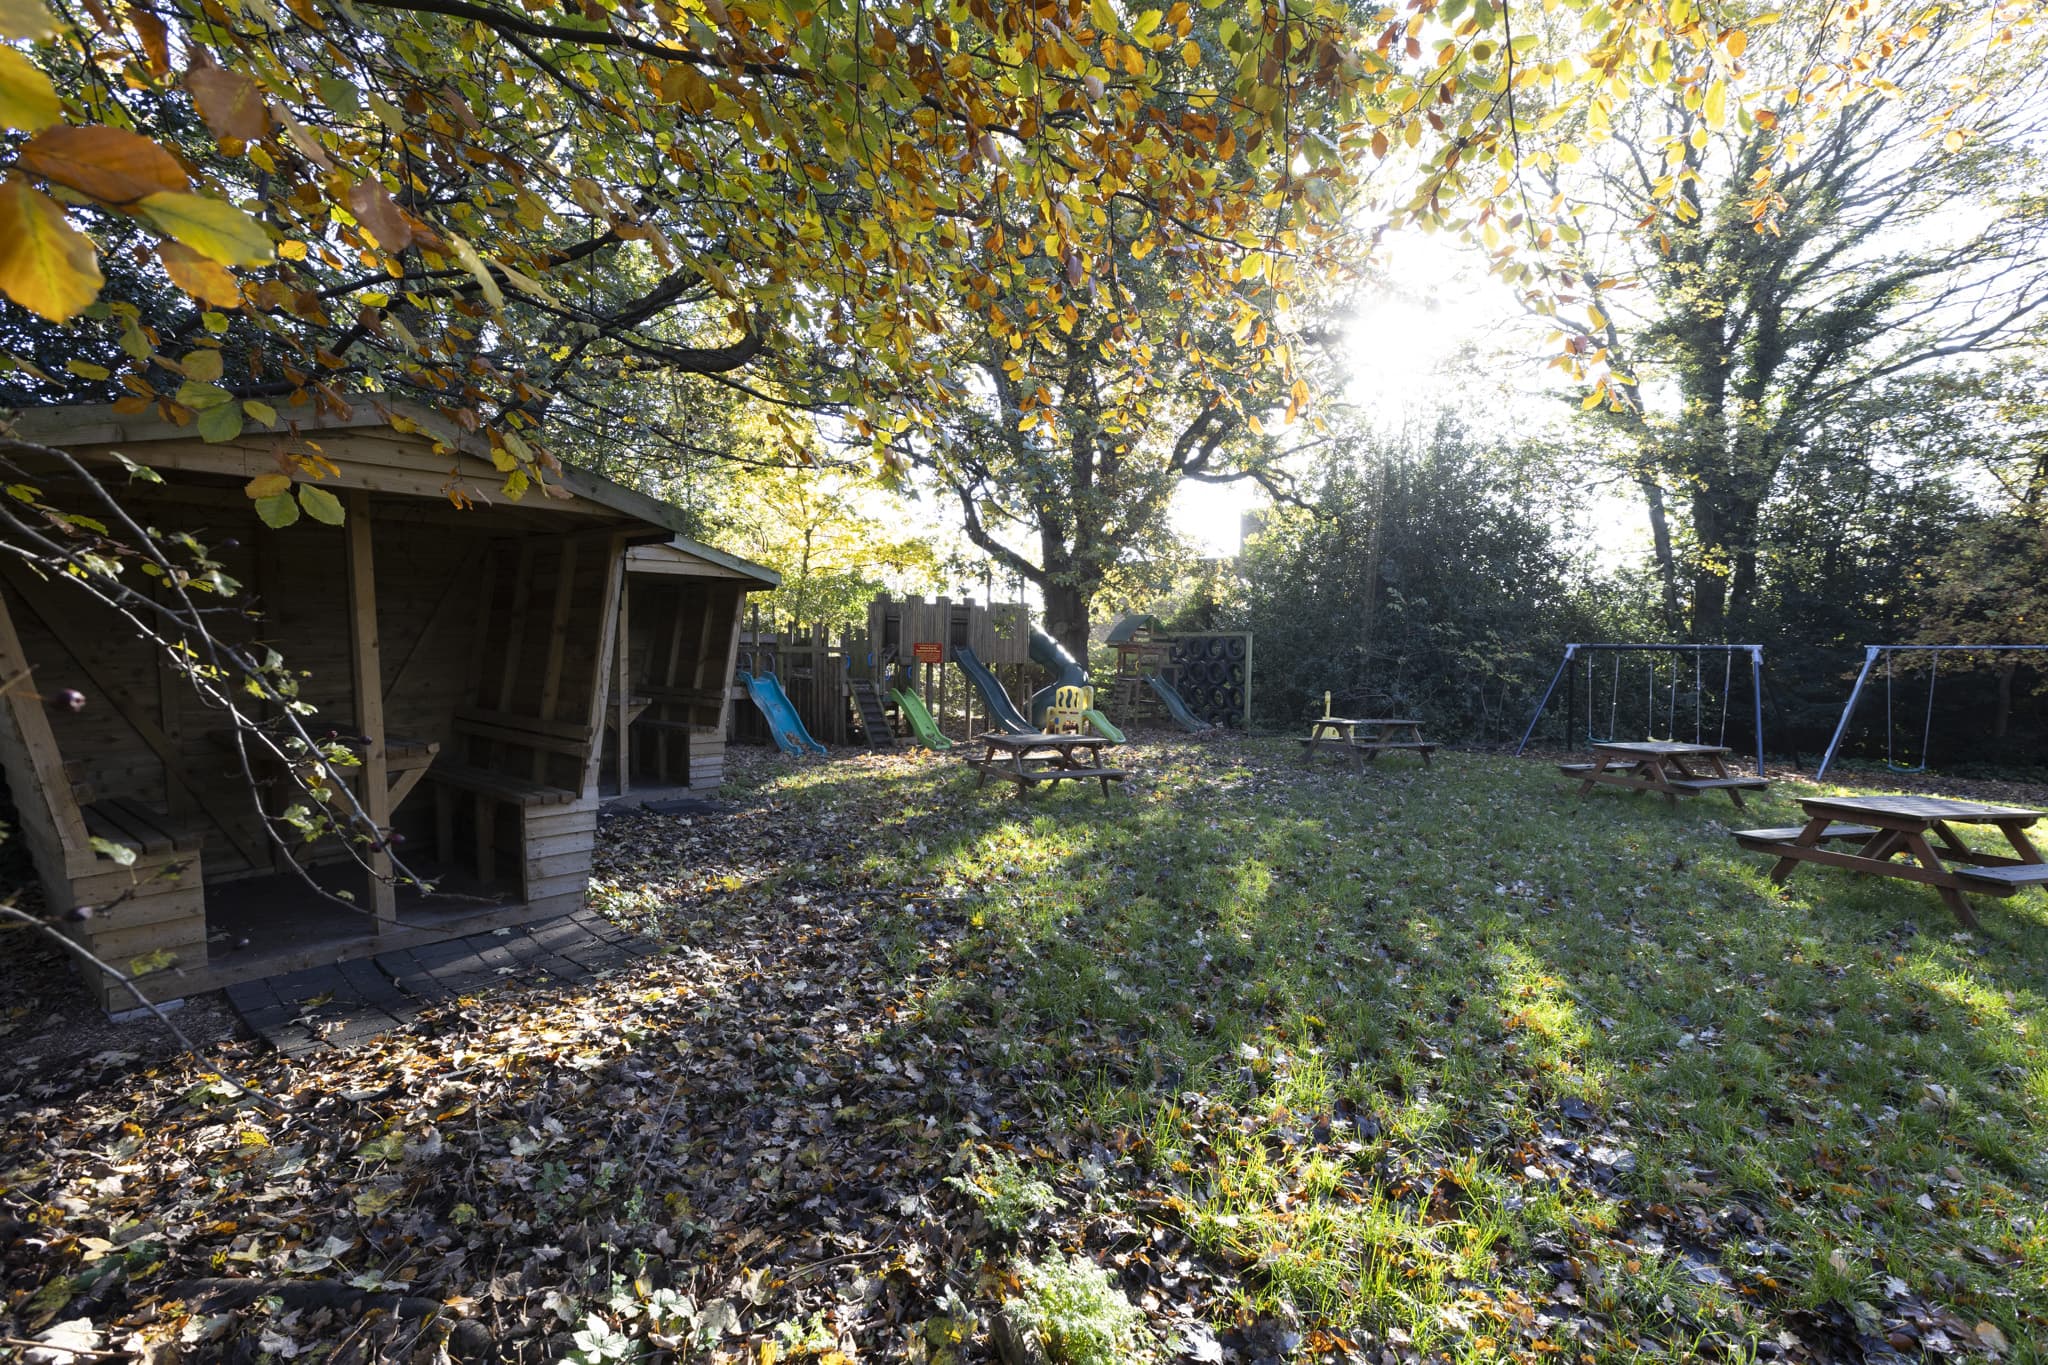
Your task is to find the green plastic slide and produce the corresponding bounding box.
[1144,674,1214,731]
[1083,709,1125,743]
[891,687,954,750]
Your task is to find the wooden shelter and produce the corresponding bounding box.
[0,403,752,1008]
[607,540,778,794]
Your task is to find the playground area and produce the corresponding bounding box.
[713,595,1245,762]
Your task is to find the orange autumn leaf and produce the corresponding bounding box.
[157,240,244,307]
[187,62,270,142]
[18,125,189,204]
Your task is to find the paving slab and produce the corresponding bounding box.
[223,913,657,1054]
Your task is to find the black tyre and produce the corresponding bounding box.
[1224,636,1247,662]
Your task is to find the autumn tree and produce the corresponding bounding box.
[1535,0,2048,638]
[717,468,947,631]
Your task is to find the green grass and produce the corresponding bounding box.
[723,739,2048,1358]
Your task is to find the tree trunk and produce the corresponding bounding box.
[1639,474,1681,635]
[1041,580,1092,668]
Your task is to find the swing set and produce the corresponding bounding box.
[1516,643,1767,777]
[1814,644,2048,780]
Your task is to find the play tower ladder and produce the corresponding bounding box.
[849,678,896,749]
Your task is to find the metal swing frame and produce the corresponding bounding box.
[1814,644,2048,780]
[1516,643,1767,777]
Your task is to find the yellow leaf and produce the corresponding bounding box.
[1941,129,1965,153]
[0,0,57,40]
[448,233,504,313]
[157,241,244,307]
[138,192,274,266]
[1721,28,1746,57]
[1703,79,1726,129]
[182,348,223,382]
[1181,40,1201,65]
[0,46,62,131]
[244,473,291,498]
[1089,0,1117,34]
[0,173,101,321]
[64,359,108,379]
[278,239,308,260]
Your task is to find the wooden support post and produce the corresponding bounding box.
[615,574,631,794]
[534,540,578,782]
[580,536,627,793]
[345,493,396,926]
[154,581,190,820]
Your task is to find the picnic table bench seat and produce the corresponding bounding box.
[1732,823,1881,845]
[995,765,1129,786]
[1666,776,1769,794]
[1951,863,2048,888]
[1558,760,1640,775]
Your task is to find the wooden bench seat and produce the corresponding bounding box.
[1666,776,1769,793]
[428,708,594,887]
[81,797,203,857]
[1732,823,1880,844]
[1000,766,1128,784]
[1558,760,1641,775]
[1952,863,2048,888]
[425,762,577,807]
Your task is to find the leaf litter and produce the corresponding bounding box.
[1,739,2042,1362]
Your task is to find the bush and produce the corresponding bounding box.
[1227,412,1626,742]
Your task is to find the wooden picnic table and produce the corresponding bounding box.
[970,732,1128,797]
[1300,716,1366,769]
[1734,793,2048,929]
[1299,717,1439,771]
[1562,740,1767,808]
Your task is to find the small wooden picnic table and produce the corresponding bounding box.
[1299,717,1437,772]
[1300,716,1366,769]
[1563,740,1767,808]
[1734,793,2048,929]
[970,732,1128,797]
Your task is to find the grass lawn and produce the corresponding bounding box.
[5,736,2044,1363]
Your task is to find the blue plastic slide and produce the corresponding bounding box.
[1145,674,1213,732]
[737,670,827,756]
[952,646,1034,733]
